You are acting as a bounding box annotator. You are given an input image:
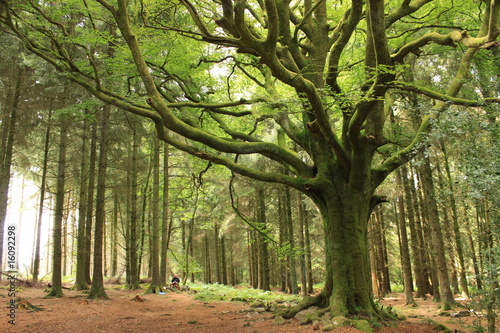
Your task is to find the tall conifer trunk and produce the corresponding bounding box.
[74,113,90,290]
[145,136,162,293]
[88,105,110,299]
[48,119,68,297]
[33,110,52,283]
[0,67,22,275]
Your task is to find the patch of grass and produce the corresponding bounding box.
[191,283,302,305]
[390,284,404,293]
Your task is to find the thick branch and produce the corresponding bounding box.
[392,29,499,63]
[325,1,363,93]
[391,81,500,106]
[166,99,257,111]
[385,0,433,28]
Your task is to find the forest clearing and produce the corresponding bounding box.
[0,1,499,333]
[0,282,485,333]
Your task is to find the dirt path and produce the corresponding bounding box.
[0,287,481,332]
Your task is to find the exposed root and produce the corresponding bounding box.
[279,292,327,319]
[144,283,165,294]
[16,298,43,312]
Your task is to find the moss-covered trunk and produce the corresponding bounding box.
[318,187,375,317]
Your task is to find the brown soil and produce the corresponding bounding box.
[0,286,486,333]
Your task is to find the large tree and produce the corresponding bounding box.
[1,0,498,318]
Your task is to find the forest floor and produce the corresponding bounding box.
[0,283,489,333]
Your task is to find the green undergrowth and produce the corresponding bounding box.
[190,283,302,306]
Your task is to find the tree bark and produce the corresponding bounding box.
[88,105,111,300]
[146,136,163,293]
[84,120,98,285]
[304,208,314,294]
[126,116,140,289]
[395,169,416,306]
[74,111,90,290]
[160,142,170,284]
[0,67,22,276]
[440,143,469,297]
[284,186,299,294]
[419,156,454,309]
[256,186,270,291]
[33,109,52,283]
[298,193,308,296]
[47,119,68,297]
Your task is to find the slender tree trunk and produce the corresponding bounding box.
[248,229,258,289]
[221,234,228,285]
[298,194,308,296]
[47,120,68,297]
[74,112,90,289]
[88,105,111,299]
[33,110,52,282]
[204,232,212,283]
[419,156,454,309]
[111,194,118,277]
[0,67,22,275]
[441,143,469,297]
[256,186,270,290]
[284,186,299,294]
[403,165,432,298]
[126,116,140,289]
[62,195,69,277]
[84,120,98,285]
[417,168,438,298]
[183,188,198,284]
[396,169,416,306]
[213,222,221,283]
[465,214,482,290]
[160,142,170,284]
[304,208,314,294]
[146,136,162,293]
[368,217,381,299]
[278,192,288,292]
[371,208,391,296]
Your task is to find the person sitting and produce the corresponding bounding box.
[171,274,180,289]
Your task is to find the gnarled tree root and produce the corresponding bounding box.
[277,293,403,331]
[279,292,327,319]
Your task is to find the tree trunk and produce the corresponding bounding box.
[74,112,90,290]
[298,193,308,296]
[182,187,198,285]
[204,232,212,283]
[403,165,432,298]
[110,194,118,277]
[419,156,454,309]
[0,67,22,276]
[221,234,228,285]
[126,116,140,289]
[395,170,416,306]
[47,120,68,297]
[441,143,469,297]
[84,120,98,285]
[248,229,258,289]
[160,142,170,284]
[213,222,221,283]
[256,186,270,291]
[304,208,314,294]
[33,110,52,283]
[370,208,391,296]
[146,136,163,293]
[317,188,376,317]
[284,186,299,294]
[88,105,111,300]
